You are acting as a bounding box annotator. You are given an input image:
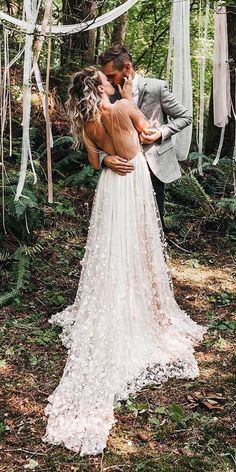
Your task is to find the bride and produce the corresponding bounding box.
[42,67,207,456]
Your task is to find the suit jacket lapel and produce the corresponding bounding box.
[138,76,148,108]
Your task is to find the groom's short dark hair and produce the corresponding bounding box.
[98,44,133,70]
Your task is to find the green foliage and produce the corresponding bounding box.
[54,149,84,172]
[54,200,77,217]
[0,248,31,308]
[0,421,7,437]
[168,403,184,423]
[38,136,75,158]
[44,292,66,307]
[216,198,236,214]
[0,172,43,240]
[171,171,214,214]
[0,244,43,308]
[29,328,57,346]
[65,165,100,189]
[165,155,236,245]
[210,320,236,331]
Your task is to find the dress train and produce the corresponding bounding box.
[42,150,207,455]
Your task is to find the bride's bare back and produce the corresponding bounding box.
[84,99,149,168]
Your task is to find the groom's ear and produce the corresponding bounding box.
[123,62,132,75]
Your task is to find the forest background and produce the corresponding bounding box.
[0,1,235,471]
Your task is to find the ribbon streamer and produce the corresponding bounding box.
[0,0,139,202]
[213,5,231,128]
[15,0,38,201]
[197,0,210,176]
[212,4,231,167]
[170,0,193,162]
[0,0,139,35]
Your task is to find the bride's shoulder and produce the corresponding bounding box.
[116,99,132,110]
[118,98,129,105]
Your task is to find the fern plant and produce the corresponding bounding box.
[166,157,236,245]
[0,172,43,240]
[0,248,31,307]
[0,244,43,308]
[167,171,215,216]
[65,165,100,189]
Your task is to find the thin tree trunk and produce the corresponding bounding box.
[111,13,128,44]
[60,0,97,69]
[5,0,18,15]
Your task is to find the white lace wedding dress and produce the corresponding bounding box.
[42,105,207,456]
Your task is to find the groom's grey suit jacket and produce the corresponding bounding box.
[110,76,192,184]
[137,76,192,183]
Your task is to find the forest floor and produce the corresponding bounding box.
[0,186,235,472]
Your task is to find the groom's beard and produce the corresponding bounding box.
[112,83,119,91]
[112,76,126,90]
[109,77,126,103]
[119,77,126,88]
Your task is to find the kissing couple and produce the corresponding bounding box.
[42,44,207,456]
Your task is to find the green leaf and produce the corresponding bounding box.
[168,403,184,422]
[24,459,39,470]
[149,416,160,425]
[5,347,15,357]
[154,406,166,415]
[29,355,38,366]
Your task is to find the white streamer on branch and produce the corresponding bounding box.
[197,0,210,176]
[0,0,139,203]
[170,0,193,162]
[212,4,231,166]
[15,0,38,201]
[0,0,139,35]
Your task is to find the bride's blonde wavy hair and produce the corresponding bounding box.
[66,67,102,148]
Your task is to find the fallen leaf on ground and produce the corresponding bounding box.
[24,459,39,470]
[137,431,149,441]
[187,390,225,410]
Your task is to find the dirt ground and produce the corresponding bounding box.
[0,188,235,472]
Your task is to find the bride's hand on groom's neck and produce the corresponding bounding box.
[117,75,133,101]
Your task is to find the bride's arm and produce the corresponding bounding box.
[83,134,100,170]
[118,99,149,133]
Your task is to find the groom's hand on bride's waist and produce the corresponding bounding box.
[103,155,134,176]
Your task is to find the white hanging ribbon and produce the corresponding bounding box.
[15,0,38,201]
[213,5,231,128]
[213,126,225,166]
[212,4,231,167]
[33,0,53,66]
[33,62,53,147]
[171,0,193,162]
[232,69,236,196]
[0,0,139,35]
[0,28,9,234]
[166,1,174,89]
[233,69,236,162]
[197,0,210,175]
[32,0,54,148]
[2,0,139,202]
[195,0,201,148]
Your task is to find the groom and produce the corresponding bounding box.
[97,44,192,225]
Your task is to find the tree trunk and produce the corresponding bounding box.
[60,0,97,69]
[5,0,19,16]
[111,12,128,44]
[205,7,236,157]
